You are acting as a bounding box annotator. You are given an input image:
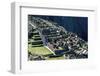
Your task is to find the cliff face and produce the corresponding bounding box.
[30,15,88,41]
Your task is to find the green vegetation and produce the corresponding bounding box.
[28,44,52,55]
[47,56,64,60]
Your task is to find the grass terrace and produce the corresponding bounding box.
[47,56,64,60]
[28,44,52,55]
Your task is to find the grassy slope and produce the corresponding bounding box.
[28,44,52,55]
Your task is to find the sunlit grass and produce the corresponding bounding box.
[28,44,52,55]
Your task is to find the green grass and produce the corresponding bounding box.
[47,56,64,60]
[32,44,44,47]
[28,44,52,55]
[58,47,64,50]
